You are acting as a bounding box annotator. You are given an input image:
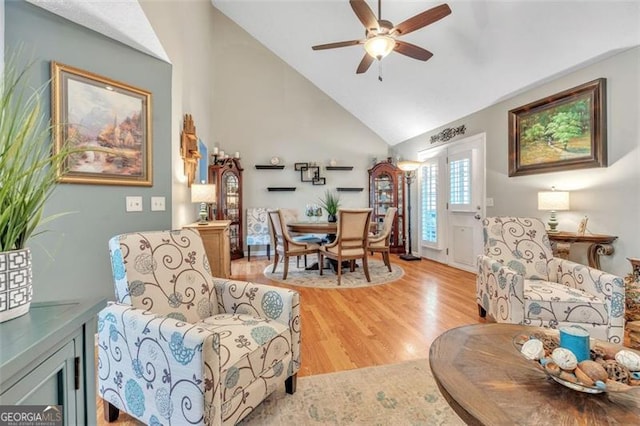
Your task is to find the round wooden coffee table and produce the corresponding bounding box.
[429,324,640,425]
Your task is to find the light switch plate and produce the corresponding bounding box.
[126,196,143,212]
[486,197,494,207]
[151,196,166,211]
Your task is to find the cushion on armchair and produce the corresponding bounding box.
[197,313,292,405]
[109,230,219,323]
[483,217,555,280]
[524,280,608,325]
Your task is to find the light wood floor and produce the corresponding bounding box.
[96,254,483,424]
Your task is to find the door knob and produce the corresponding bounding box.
[474,213,481,220]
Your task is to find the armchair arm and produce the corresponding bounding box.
[97,302,221,425]
[213,279,301,375]
[555,258,625,342]
[476,255,525,324]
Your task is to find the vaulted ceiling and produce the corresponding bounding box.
[27,0,640,145]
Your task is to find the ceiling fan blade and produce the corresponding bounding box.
[393,3,452,36]
[312,40,362,50]
[356,53,374,74]
[350,0,379,32]
[394,41,433,61]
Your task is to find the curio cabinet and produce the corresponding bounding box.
[209,158,244,259]
[368,158,405,254]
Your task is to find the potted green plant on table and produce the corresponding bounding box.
[319,190,341,222]
[0,59,73,322]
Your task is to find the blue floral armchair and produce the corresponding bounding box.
[98,229,300,425]
[477,217,625,343]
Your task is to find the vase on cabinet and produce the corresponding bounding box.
[0,247,33,323]
[328,214,337,223]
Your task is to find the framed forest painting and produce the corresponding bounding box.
[508,78,606,176]
[51,62,152,186]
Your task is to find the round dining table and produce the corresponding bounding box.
[286,221,376,271]
[286,221,377,234]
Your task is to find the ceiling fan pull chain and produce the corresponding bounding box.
[378,61,383,82]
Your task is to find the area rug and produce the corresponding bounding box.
[263,258,404,288]
[239,359,464,425]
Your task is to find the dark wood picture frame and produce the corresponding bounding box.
[508,78,606,177]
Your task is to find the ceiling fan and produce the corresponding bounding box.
[312,0,451,76]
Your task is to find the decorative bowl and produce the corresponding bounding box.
[513,330,640,394]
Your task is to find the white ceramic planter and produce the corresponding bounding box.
[0,247,33,322]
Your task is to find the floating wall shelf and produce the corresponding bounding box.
[255,165,285,170]
[336,187,364,192]
[267,187,296,192]
[326,166,354,171]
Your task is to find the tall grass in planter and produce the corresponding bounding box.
[0,59,73,322]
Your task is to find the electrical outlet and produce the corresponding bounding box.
[125,196,143,212]
[151,196,166,211]
[486,197,494,207]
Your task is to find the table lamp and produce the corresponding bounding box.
[538,188,570,233]
[397,160,422,261]
[191,183,216,224]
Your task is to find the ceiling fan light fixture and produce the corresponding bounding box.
[364,35,396,59]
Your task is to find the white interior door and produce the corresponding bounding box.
[418,133,485,272]
[446,134,485,272]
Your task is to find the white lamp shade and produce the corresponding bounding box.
[364,35,396,59]
[397,160,421,172]
[538,191,570,211]
[191,184,216,203]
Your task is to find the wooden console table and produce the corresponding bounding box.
[184,220,232,278]
[547,231,617,269]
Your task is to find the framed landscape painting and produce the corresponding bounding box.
[508,78,606,177]
[51,62,152,186]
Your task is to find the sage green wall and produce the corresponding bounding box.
[141,1,390,236]
[5,1,172,302]
[394,47,640,276]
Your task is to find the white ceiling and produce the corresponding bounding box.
[27,1,640,145]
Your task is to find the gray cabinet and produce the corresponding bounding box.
[0,299,106,425]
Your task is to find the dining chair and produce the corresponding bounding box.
[268,209,321,279]
[319,208,373,285]
[246,207,271,261]
[368,207,397,272]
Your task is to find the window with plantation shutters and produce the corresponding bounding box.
[420,161,438,244]
[448,153,472,212]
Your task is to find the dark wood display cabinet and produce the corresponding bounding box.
[368,159,405,254]
[209,158,244,259]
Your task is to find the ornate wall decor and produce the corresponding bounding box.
[430,124,466,144]
[180,114,200,186]
[294,162,326,185]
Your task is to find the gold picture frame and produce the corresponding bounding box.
[51,62,152,186]
[508,78,606,177]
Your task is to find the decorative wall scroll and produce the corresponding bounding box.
[430,124,466,144]
[294,162,326,185]
[180,114,200,186]
[51,61,152,186]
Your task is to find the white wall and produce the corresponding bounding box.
[140,0,216,229]
[395,47,640,276]
[210,7,388,215]
[141,2,389,243]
